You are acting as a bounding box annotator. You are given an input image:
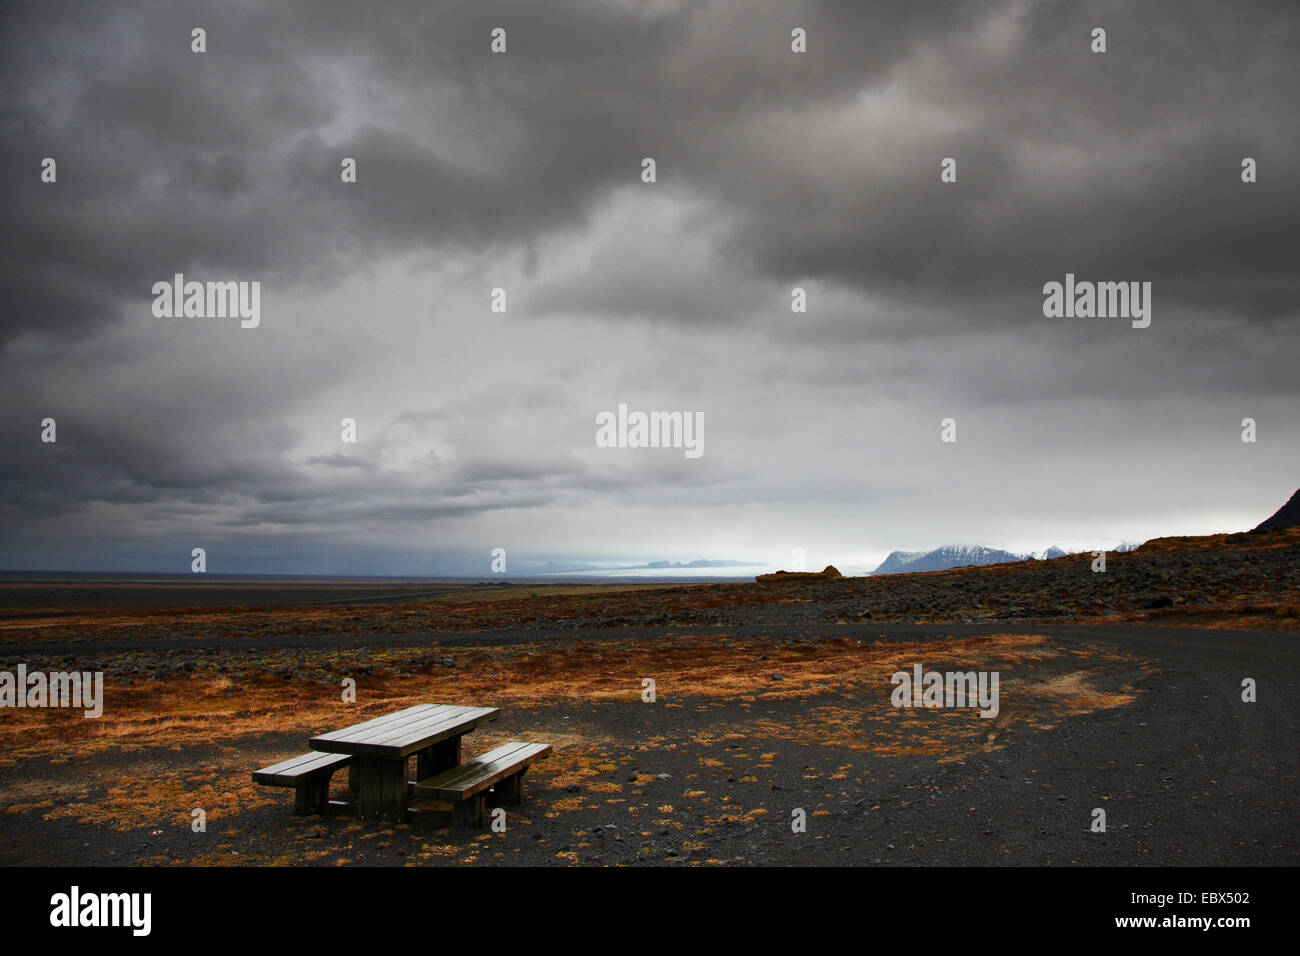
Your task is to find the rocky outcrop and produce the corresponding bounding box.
[756,565,842,584]
[1253,488,1300,532]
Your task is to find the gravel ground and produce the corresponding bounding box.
[2,623,1294,867]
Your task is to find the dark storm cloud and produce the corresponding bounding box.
[6,0,1294,341]
[0,0,1295,572]
[0,0,1017,344]
[706,2,1299,319]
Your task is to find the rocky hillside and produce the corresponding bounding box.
[1254,488,1300,532]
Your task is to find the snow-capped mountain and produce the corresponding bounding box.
[872,545,1025,575]
[870,550,928,574]
[870,542,1142,575]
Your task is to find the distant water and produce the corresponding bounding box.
[540,565,767,580]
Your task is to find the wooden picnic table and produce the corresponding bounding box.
[309,703,498,822]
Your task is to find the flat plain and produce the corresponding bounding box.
[1,529,1295,866]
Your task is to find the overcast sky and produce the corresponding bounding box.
[1,0,1296,576]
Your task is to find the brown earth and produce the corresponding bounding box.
[0,529,1294,867]
[0,630,1155,866]
[1,528,1294,646]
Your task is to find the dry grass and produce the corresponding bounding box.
[0,632,1147,845]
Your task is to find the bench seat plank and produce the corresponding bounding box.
[253,750,355,816]
[253,750,352,786]
[412,741,551,801]
[421,742,535,789]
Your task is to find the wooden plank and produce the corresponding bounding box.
[255,750,342,778]
[310,704,450,747]
[311,704,472,754]
[309,703,434,743]
[318,707,471,756]
[408,797,454,813]
[253,751,351,785]
[333,706,498,758]
[426,741,538,785]
[357,756,385,822]
[271,753,351,786]
[412,742,551,800]
[253,751,325,781]
[337,705,475,749]
[451,795,485,827]
[422,742,535,789]
[351,707,483,749]
[379,756,408,823]
[467,741,550,776]
[354,753,411,823]
[327,703,461,744]
[406,799,454,826]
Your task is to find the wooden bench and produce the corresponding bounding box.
[410,741,552,827]
[252,751,355,816]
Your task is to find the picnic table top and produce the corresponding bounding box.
[310,703,499,759]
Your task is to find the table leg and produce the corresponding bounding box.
[416,735,462,780]
[358,756,409,823]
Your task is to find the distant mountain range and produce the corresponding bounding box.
[871,542,1140,575]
